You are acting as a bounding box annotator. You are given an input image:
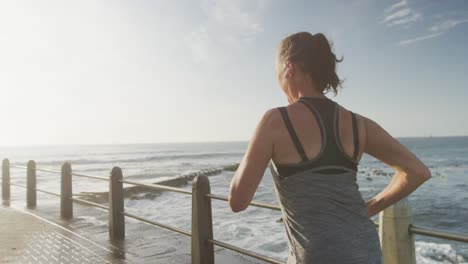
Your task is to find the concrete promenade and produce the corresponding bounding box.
[0,205,265,264]
[0,205,130,264]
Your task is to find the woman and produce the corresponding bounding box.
[228,32,431,264]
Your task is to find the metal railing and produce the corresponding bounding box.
[2,158,468,264]
[409,225,468,243]
[2,158,285,263]
[120,179,192,195]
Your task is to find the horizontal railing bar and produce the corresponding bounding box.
[206,194,281,211]
[35,188,61,197]
[70,197,109,210]
[410,225,468,243]
[10,165,28,169]
[10,165,61,174]
[122,210,191,237]
[10,164,108,181]
[72,173,109,181]
[10,183,27,188]
[35,168,61,174]
[119,179,192,195]
[208,238,285,264]
[72,193,96,197]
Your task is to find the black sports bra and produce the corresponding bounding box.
[273,96,360,178]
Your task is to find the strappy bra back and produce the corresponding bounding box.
[274,96,360,178]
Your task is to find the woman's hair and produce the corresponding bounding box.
[277,32,344,96]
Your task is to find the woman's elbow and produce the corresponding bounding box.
[230,203,246,213]
[228,194,247,213]
[416,165,432,182]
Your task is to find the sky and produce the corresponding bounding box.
[0,0,467,146]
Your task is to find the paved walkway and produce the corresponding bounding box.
[0,205,130,264]
[0,205,267,264]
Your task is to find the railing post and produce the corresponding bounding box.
[26,160,36,208]
[191,175,214,264]
[61,162,73,219]
[2,159,10,202]
[379,197,416,264]
[109,166,125,240]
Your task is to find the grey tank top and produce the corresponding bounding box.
[270,96,382,264]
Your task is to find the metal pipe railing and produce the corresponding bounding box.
[11,164,107,181]
[119,179,192,195]
[72,172,109,181]
[35,168,61,174]
[35,188,61,197]
[9,165,61,174]
[122,211,191,237]
[3,158,468,264]
[410,225,468,243]
[10,183,27,188]
[70,197,109,211]
[9,165,28,169]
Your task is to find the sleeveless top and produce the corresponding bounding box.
[270,96,382,264]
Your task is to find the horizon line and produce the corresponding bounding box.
[1,134,468,148]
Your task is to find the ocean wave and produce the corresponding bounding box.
[72,215,107,228]
[416,241,467,264]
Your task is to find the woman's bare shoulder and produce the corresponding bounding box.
[334,103,368,147]
[261,107,285,131]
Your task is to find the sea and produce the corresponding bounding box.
[1,136,467,264]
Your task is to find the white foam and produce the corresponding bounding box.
[73,215,107,227]
[416,241,467,264]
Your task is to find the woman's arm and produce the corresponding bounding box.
[361,115,432,217]
[228,109,276,212]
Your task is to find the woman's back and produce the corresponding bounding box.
[270,96,382,264]
[271,96,364,168]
